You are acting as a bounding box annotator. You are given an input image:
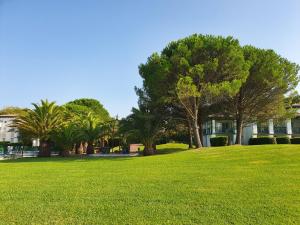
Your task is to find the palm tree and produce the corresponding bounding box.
[80,112,102,154]
[52,124,81,156]
[120,108,162,155]
[15,100,63,157]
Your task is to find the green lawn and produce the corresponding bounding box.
[0,144,299,225]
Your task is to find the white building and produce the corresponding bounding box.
[0,115,19,143]
[203,105,300,146]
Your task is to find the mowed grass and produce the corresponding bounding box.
[0,144,299,225]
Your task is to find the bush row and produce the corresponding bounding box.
[210,136,228,146]
[249,137,276,145]
[249,137,300,145]
[210,136,300,146]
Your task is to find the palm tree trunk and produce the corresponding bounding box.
[61,149,70,157]
[143,139,155,156]
[38,140,51,157]
[86,141,94,154]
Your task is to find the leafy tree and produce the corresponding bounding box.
[15,100,64,156]
[225,46,300,144]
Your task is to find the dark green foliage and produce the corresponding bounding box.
[108,138,121,148]
[101,147,111,154]
[139,34,249,148]
[0,141,10,146]
[65,98,110,121]
[276,137,291,144]
[0,142,9,153]
[291,138,300,144]
[156,132,190,145]
[225,46,299,144]
[210,136,228,146]
[249,137,276,145]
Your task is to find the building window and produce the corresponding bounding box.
[257,122,269,134]
[274,120,287,134]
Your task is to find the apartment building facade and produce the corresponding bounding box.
[202,105,300,146]
[0,115,19,143]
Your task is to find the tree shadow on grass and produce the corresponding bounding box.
[156,147,190,155]
[1,145,191,163]
[0,155,134,164]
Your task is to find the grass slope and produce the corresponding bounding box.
[0,144,299,225]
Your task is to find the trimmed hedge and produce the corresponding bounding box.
[210,136,228,146]
[291,138,300,144]
[249,137,276,145]
[276,137,291,144]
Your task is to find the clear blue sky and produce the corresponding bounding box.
[0,0,299,117]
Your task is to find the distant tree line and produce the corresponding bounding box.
[1,34,299,156]
[1,98,119,157]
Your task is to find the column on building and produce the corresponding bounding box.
[286,119,292,138]
[252,123,258,138]
[211,120,216,137]
[232,120,237,144]
[268,119,274,137]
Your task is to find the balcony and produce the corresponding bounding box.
[292,127,300,134]
[274,126,287,134]
[257,127,269,134]
[215,127,234,134]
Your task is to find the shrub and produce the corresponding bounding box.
[249,137,276,145]
[291,138,300,144]
[276,137,290,144]
[0,141,9,146]
[108,138,121,148]
[210,136,228,146]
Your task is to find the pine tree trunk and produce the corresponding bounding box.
[193,119,202,148]
[61,149,70,157]
[198,109,204,145]
[235,117,243,145]
[199,120,204,146]
[187,118,193,149]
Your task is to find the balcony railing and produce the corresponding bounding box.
[215,127,234,134]
[257,127,269,134]
[274,126,287,134]
[292,127,300,134]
